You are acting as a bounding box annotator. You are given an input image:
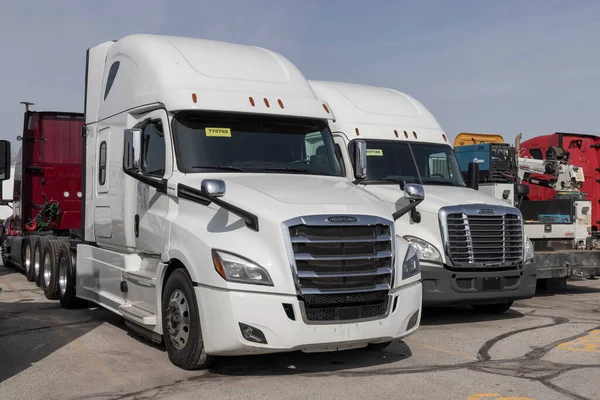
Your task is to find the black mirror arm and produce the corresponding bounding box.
[200,189,260,232]
[393,198,424,221]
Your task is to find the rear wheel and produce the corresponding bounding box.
[162,269,213,370]
[471,301,513,314]
[32,236,45,287]
[23,237,35,281]
[57,243,86,309]
[41,238,61,300]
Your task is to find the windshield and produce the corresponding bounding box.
[172,112,342,176]
[353,140,465,187]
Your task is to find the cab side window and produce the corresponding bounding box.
[141,120,165,177]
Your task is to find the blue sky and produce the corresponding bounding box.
[1,0,599,149]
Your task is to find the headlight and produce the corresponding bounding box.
[402,244,420,280]
[403,236,442,264]
[525,237,534,262]
[212,250,273,286]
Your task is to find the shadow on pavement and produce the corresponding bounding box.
[420,305,524,326]
[0,298,120,383]
[209,340,412,376]
[534,278,600,297]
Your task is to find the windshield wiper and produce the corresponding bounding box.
[423,181,462,187]
[261,167,319,175]
[190,165,246,172]
[361,178,407,187]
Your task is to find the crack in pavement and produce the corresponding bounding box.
[79,312,600,400]
[0,319,96,338]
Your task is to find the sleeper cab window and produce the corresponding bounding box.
[98,141,107,185]
[104,61,120,101]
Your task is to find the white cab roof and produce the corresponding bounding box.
[309,81,448,145]
[92,34,332,122]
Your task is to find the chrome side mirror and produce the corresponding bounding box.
[124,128,142,173]
[404,183,425,201]
[393,183,425,222]
[353,140,367,180]
[201,179,226,198]
[0,140,11,181]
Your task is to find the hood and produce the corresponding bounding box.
[177,173,391,222]
[363,184,514,216]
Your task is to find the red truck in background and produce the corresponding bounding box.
[520,132,600,242]
[2,105,84,295]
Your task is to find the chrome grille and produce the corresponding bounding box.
[441,206,524,268]
[285,215,394,323]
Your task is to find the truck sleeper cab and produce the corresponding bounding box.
[0,35,425,370]
[309,81,537,314]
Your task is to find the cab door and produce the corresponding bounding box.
[132,109,173,255]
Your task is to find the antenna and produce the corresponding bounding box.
[20,101,35,112]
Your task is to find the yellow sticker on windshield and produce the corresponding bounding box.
[206,127,231,137]
[367,149,383,156]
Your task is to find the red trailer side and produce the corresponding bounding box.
[14,111,84,233]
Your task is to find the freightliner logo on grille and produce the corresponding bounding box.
[327,216,358,223]
[477,209,495,215]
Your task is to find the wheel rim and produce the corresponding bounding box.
[43,252,51,288]
[165,289,190,349]
[58,256,68,295]
[34,246,41,277]
[24,244,31,273]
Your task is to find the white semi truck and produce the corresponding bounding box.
[309,81,536,314]
[0,35,425,369]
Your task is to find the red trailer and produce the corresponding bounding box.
[520,132,600,238]
[3,107,84,295]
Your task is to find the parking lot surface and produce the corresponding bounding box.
[1,263,599,400]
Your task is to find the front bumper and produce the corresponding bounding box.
[421,263,537,307]
[196,281,422,356]
[533,250,600,280]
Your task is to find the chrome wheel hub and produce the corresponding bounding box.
[43,252,51,287]
[34,246,41,277]
[58,256,68,295]
[24,245,31,273]
[165,289,190,349]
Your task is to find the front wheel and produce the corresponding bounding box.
[471,301,513,314]
[162,269,214,370]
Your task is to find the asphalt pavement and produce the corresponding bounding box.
[1,263,599,400]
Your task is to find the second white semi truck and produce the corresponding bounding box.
[309,81,537,314]
[0,35,425,369]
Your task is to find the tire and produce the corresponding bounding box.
[471,301,513,315]
[365,341,393,351]
[32,236,45,287]
[57,243,86,309]
[23,236,36,281]
[41,238,61,300]
[162,269,214,370]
